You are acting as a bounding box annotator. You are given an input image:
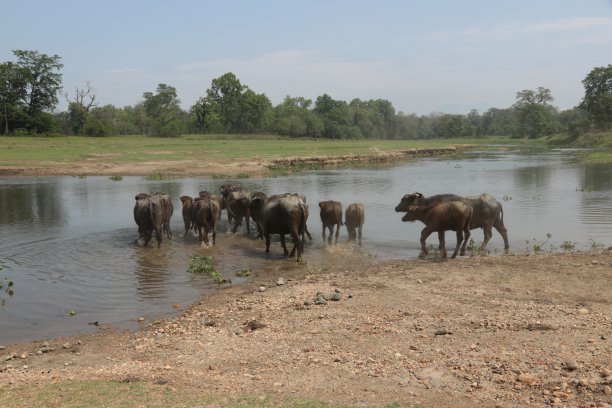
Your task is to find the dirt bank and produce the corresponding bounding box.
[1,250,611,407]
[0,146,470,177]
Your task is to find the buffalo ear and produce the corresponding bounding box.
[319,201,324,208]
[135,192,149,200]
[180,195,189,203]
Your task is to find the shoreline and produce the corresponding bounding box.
[1,250,611,407]
[0,145,472,178]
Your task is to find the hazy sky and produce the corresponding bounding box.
[2,0,611,115]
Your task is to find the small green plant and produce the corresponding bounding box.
[188,256,215,274]
[502,195,512,201]
[235,172,250,179]
[108,175,123,181]
[589,239,605,249]
[526,233,552,252]
[76,174,87,179]
[560,241,576,251]
[236,267,251,277]
[144,171,167,181]
[66,310,76,317]
[1,265,14,303]
[576,185,594,192]
[211,174,229,179]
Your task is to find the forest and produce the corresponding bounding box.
[1,50,610,140]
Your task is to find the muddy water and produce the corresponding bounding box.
[1,148,611,344]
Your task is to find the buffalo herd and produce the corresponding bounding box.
[134,184,509,261]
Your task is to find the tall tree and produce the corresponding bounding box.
[513,87,558,138]
[0,62,26,134]
[65,81,97,135]
[13,50,63,115]
[142,83,183,136]
[579,64,612,130]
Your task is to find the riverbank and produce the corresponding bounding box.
[1,250,610,407]
[0,135,477,177]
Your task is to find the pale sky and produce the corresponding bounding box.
[2,0,611,115]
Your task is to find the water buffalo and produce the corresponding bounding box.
[466,193,510,252]
[226,189,253,234]
[345,203,365,246]
[220,184,241,225]
[248,191,268,239]
[179,195,195,235]
[395,193,472,259]
[152,192,173,239]
[251,193,308,262]
[192,195,221,246]
[133,192,165,248]
[319,200,343,245]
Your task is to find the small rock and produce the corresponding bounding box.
[38,346,54,354]
[22,365,28,370]
[277,278,285,286]
[0,346,5,351]
[303,300,312,306]
[76,340,83,345]
[552,391,568,398]
[19,354,27,359]
[578,308,589,315]
[36,350,42,356]
[62,343,71,349]
[163,365,171,370]
[258,286,266,292]
[329,292,341,301]
[138,317,145,322]
[517,373,535,384]
[3,354,14,361]
[416,279,423,284]
[469,343,477,350]
[600,368,611,377]
[435,327,450,336]
[564,359,579,371]
[314,296,327,305]
[578,378,589,387]
[348,293,353,299]
[604,385,611,395]
[334,288,341,293]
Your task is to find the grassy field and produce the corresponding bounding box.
[0,134,535,167]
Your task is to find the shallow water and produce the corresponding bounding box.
[1,148,611,344]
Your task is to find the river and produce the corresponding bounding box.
[1,148,610,344]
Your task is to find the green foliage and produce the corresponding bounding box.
[513,87,558,139]
[235,172,250,179]
[144,171,168,181]
[142,83,183,137]
[236,267,251,277]
[525,233,552,252]
[579,64,612,130]
[560,241,576,251]
[188,256,215,274]
[108,175,122,181]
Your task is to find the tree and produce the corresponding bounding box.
[65,81,97,135]
[579,65,612,130]
[0,62,26,134]
[142,83,183,136]
[13,50,63,115]
[206,72,245,132]
[513,87,558,138]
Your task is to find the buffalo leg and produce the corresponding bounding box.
[357,225,362,246]
[438,230,448,259]
[143,230,152,247]
[280,234,289,256]
[480,225,493,251]
[459,226,470,256]
[420,227,434,256]
[264,233,271,253]
[494,221,510,251]
[211,223,216,245]
[305,225,312,241]
[333,223,340,245]
[154,227,162,248]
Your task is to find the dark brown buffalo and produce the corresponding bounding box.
[395,193,472,259]
[220,184,241,225]
[251,193,308,262]
[248,191,268,239]
[226,189,252,234]
[179,195,195,235]
[319,200,343,245]
[133,192,165,248]
[191,195,221,246]
[152,192,173,239]
[465,193,509,252]
[345,203,365,246]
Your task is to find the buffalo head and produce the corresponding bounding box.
[394,192,423,212]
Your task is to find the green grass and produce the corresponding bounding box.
[0,134,532,170]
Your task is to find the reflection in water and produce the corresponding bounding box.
[0,150,611,344]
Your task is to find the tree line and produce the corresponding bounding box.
[1,50,610,139]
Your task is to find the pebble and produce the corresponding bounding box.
[517,373,535,384]
[138,317,145,322]
[604,385,611,395]
[0,346,5,351]
[62,343,71,349]
[303,300,312,306]
[19,354,27,359]
[564,359,578,371]
[578,308,589,315]
[258,286,266,292]
[601,368,611,377]
[435,327,450,336]
[329,292,341,301]
[277,278,285,286]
